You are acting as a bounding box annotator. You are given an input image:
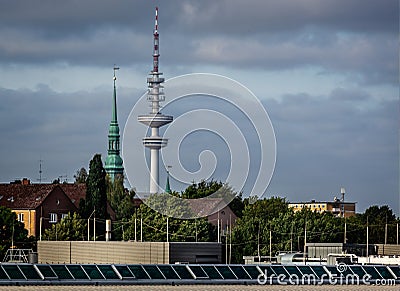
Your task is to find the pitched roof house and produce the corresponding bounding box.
[0,181,86,238]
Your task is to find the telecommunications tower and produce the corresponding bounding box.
[138,7,173,194]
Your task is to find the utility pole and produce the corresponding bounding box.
[385,215,388,245]
[87,209,96,241]
[39,217,42,241]
[303,219,307,264]
[134,211,137,242]
[140,212,143,242]
[93,207,96,242]
[257,221,261,262]
[229,214,232,264]
[269,227,272,263]
[166,216,169,243]
[290,223,293,253]
[195,219,198,242]
[366,216,369,259]
[225,223,228,264]
[217,210,220,243]
[11,222,14,249]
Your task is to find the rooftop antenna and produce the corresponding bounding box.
[340,187,346,218]
[341,187,345,202]
[37,159,46,184]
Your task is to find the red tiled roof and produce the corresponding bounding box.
[59,184,86,208]
[186,198,229,217]
[0,183,86,210]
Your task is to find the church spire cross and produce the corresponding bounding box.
[112,65,120,123]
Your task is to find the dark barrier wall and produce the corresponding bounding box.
[169,242,222,264]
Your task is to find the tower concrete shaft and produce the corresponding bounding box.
[138,7,173,194]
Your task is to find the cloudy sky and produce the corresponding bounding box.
[0,0,398,214]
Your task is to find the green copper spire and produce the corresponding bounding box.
[165,174,171,194]
[165,166,172,194]
[105,66,124,181]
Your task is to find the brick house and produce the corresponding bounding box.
[0,180,86,238]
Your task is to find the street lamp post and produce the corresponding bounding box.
[88,208,96,241]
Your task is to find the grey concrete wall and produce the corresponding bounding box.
[38,241,71,263]
[38,241,169,264]
[376,244,400,256]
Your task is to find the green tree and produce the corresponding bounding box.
[123,194,216,242]
[106,175,135,221]
[231,199,347,263]
[74,167,88,184]
[181,180,244,217]
[0,207,28,259]
[181,180,224,199]
[84,154,107,220]
[230,197,290,263]
[346,205,398,244]
[43,212,87,241]
[106,175,136,240]
[270,208,343,254]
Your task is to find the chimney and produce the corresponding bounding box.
[22,178,31,185]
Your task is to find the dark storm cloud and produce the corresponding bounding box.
[2,0,395,35]
[176,0,398,35]
[0,84,141,182]
[0,0,397,84]
[264,89,398,212]
[0,0,398,214]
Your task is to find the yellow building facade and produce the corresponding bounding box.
[288,200,356,217]
[13,209,36,237]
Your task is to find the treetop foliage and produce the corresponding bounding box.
[83,154,107,220]
[43,212,86,241]
[0,206,29,259]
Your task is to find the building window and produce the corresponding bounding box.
[61,213,68,220]
[49,213,57,223]
[18,213,24,222]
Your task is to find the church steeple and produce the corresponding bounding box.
[165,172,171,194]
[165,166,172,194]
[105,66,124,181]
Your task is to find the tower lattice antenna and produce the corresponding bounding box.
[153,6,159,73]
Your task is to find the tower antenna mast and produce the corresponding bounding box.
[138,7,173,194]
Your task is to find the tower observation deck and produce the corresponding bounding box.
[138,7,173,194]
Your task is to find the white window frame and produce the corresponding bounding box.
[49,213,57,223]
[17,213,24,222]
